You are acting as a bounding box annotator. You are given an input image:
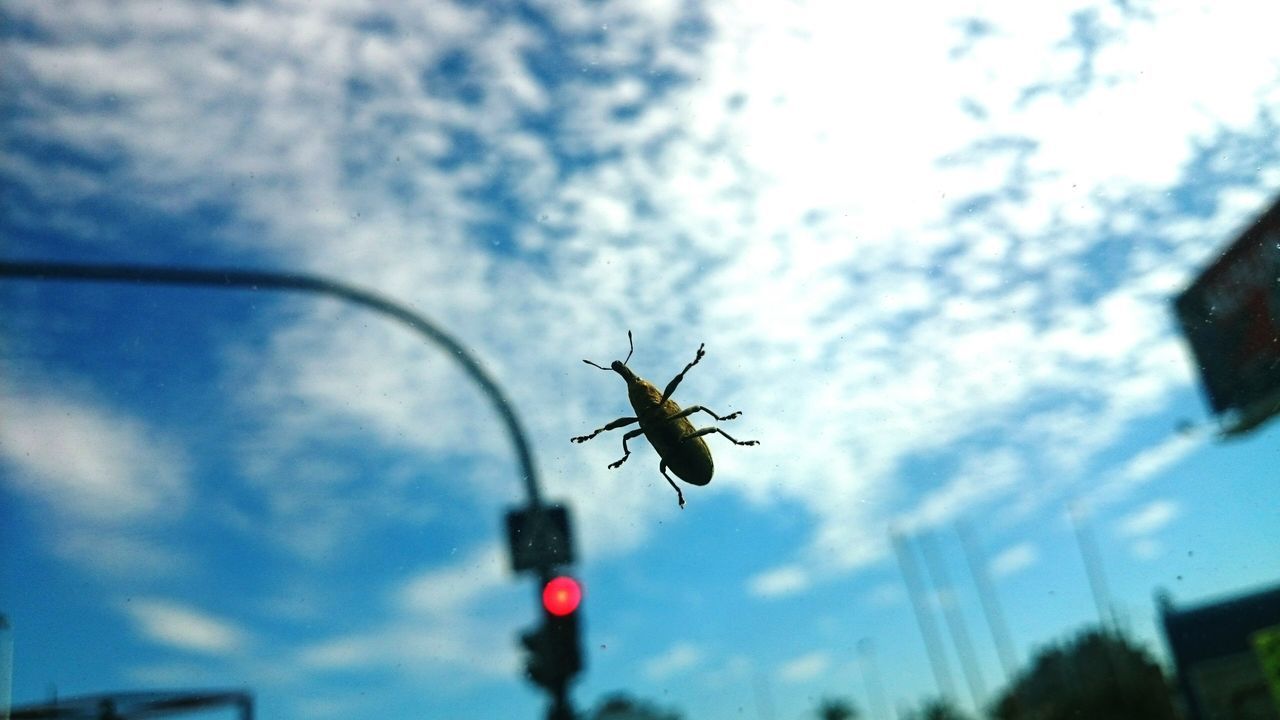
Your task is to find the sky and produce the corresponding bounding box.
[2,0,1279,718]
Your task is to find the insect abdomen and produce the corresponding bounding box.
[640,402,714,486]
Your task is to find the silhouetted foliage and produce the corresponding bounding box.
[990,628,1178,720]
[587,692,684,720]
[815,696,860,720]
[900,697,971,720]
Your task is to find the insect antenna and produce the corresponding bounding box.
[583,330,634,370]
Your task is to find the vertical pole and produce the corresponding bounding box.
[857,638,891,720]
[918,531,987,712]
[548,685,573,720]
[0,615,11,720]
[890,529,957,703]
[955,521,1019,683]
[1069,503,1115,631]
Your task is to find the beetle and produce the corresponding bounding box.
[571,331,758,508]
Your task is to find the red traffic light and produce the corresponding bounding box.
[542,576,582,616]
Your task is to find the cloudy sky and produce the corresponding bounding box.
[2,0,1279,718]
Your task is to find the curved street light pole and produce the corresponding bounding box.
[0,260,544,508]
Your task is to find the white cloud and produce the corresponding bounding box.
[701,653,755,689]
[297,621,518,679]
[0,379,194,578]
[55,529,187,578]
[123,598,248,655]
[747,565,812,598]
[897,450,1024,534]
[778,651,830,684]
[1116,499,1181,538]
[0,386,188,522]
[1087,432,1204,509]
[297,634,380,670]
[1130,537,1164,561]
[990,542,1039,579]
[297,545,521,678]
[864,582,904,608]
[398,544,507,616]
[642,642,703,681]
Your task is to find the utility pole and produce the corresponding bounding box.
[857,638,891,720]
[890,529,957,703]
[955,521,1018,683]
[918,531,986,711]
[1069,503,1115,632]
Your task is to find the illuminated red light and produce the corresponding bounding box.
[542,576,582,616]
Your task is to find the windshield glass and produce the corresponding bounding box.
[3,2,1279,719]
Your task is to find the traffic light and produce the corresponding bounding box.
[542,576,582,616]
[521,575,584,694]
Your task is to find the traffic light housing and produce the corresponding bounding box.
[506,503,583,719]
[521,575,584,693]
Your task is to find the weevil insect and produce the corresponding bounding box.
[571,331,758,509]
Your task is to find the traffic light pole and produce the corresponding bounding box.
[549,687,573,720]
[1,259,580,718]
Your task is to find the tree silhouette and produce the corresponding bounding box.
[901,697,970,720]
[815,696,860,720]
[587,692,684,720]
[990,628,1177,720]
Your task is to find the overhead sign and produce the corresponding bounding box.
[1174,195,1280,436]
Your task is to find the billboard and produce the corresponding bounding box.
[1174,196,1280,436]
[1160,584,1280,720]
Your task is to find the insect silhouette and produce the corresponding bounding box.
[571,331,758,508]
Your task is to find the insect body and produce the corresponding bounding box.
[571,331,759,508]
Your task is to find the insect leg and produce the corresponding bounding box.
[659,459,686,509]
[684,426,759,446]
[659,342,706,404]
[571,415,638,443]
[608,428,646,469]
[664,405,742,422]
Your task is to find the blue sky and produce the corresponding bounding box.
[2,0,1279,718]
